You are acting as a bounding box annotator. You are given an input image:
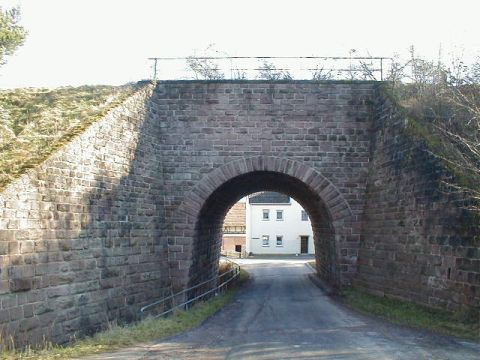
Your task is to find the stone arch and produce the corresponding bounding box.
[169,156,357,291]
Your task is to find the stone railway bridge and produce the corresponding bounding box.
[0,81,478,344]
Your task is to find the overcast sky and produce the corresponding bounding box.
[0,0,479,88]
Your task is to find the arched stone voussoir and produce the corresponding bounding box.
[271,156,285,173]
[177,155,353,225]
[223,161,244,180]
[169,155,359,292]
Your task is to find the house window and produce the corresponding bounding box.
[262,209,269,220]
[262,235,269,246]
[276,235,283,247]
[276,210,283,221]
[301,210,309,221]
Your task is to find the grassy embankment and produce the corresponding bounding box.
[309,260,478,339]
[0,84,142,192]
[0,269,248,360]
[342,288,479,340]
[338,85,479,340]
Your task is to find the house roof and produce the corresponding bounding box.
[248,191,290,204]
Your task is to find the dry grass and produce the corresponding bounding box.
[218,261,234,274]
[0,296,232,360]
[0,269,249,360]
[0,84,143,191]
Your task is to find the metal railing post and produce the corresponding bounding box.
[380,58,384,81]
[152,58,158,82]
[140,258,241,318]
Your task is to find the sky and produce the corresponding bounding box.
[0,0,479,88]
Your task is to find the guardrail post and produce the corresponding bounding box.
[141,258,241,318]
[380,58,383,81]
[152,58,158,82]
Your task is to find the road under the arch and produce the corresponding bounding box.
[85,257,480,360]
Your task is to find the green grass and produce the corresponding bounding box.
[0,84,145,192]
[0,269,249,360]
[342,288,480,340]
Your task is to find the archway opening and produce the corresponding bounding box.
[221,191,315,257]
[191,171,338,288]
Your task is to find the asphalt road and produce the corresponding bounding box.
[87,257,480,360]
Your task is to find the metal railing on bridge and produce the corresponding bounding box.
[140,257,240,318]
[148,55,392,82]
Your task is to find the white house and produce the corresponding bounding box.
[245,192,314,255]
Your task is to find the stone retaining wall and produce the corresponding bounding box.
[356,89,480,311]
[0,85,169,345]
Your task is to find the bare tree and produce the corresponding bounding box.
[441,60,480,210]
[384,54,410,88]
[395,50,480,212]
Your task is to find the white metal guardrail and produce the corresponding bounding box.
[147,56,391,81]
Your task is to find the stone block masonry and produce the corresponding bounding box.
[0,80,478,346]
[155,81,375,291]
[0,85,170,345]
[356,89,480,311]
